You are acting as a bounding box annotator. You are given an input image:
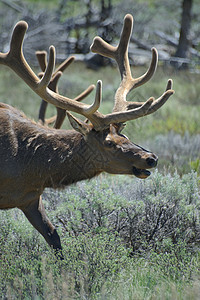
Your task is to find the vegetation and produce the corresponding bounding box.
[0,0,199,299]
[0,172,199,299]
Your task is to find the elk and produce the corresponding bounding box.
[0,14,174,257]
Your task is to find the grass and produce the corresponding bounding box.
[0,62,199,135]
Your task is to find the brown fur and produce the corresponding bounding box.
[0,103,157,256]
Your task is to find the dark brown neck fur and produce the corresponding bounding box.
[42,130,103,188]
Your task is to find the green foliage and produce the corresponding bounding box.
[0,172,199,298]
[190,158,200,176]
[49,171,200,253]
[150,240,198,280]
[61,233,129,297]
[0,229,129,299]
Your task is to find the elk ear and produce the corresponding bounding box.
[66,112,91,136]
[112,123,126,133]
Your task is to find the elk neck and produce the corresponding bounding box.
[17,125,105,188]
[43,129,105,188]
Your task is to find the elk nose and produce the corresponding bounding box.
[146,156,158,167]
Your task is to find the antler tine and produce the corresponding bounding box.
[36,52,91,99]
[0,21,100,120]
[133,48,158,89]
[0,21,39,87]
[165,78,173,91]
[36,50,68,127]
[36,50,95,128]
[91,14,158,113]
[116,13,133,79]
[52,80,95,129]
[145,80,174,116]
[36,50,47,72]
[54,56,74,74]
[38,45,55,88]
[36,50,55,126]
[124,79,174,113]
[53,55,95,103]
[38,72,62,126]
[90,14,133,75]
[54,80,99,129]
[36,50,75,76]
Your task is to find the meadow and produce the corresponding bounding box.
[0,56,199,299]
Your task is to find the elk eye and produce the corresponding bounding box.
[105,140,115,147]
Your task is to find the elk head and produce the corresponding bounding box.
[66,113,158,179]
[47,13,173,179]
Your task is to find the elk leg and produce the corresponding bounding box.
[20,197,63,259]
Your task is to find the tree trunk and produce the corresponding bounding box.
[175,0,193,60]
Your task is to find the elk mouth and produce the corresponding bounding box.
[132,166,151,179]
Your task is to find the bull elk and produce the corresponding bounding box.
[0,14,174,257]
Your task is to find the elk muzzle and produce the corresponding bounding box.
[146,155,158,168]
[132,153,158,179]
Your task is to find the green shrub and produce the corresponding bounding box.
[0,171,199,298]
[190,158,200,176]
[0,229,129,299]
[47,171,200,254]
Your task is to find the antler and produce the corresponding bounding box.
[0,17,174,131]
[36,51,93,128]
[90,14,174,122]
[0,21,99,120]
